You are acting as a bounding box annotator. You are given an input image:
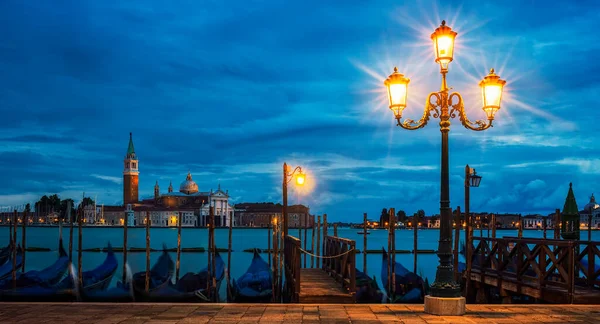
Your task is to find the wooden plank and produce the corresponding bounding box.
[299,269,354,304]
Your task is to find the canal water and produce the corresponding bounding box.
[2,226,599,301]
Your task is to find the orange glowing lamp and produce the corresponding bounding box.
[431,20,457,71]
[479,68,507,119]
[384,67,410,118]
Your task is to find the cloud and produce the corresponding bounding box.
[91,174,123,184]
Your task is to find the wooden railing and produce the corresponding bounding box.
[284,235,301,303]
[322,235,356,298]
[467,236,600,303]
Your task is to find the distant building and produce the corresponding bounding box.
[580,194,600,229]
[85,133,235,227]
[234,202,313,228]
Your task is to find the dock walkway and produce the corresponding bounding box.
[1,303,599,323]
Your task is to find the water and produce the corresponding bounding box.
[2,226,599,300]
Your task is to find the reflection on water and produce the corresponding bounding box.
[2,226,599,300]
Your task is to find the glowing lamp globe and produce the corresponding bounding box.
[384,67,410,118]
[296,172,305,186]
[479,68,507,119]
[431,20,457,70]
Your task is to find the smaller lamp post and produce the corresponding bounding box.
[282,163,305,238]
[464,165,482,247]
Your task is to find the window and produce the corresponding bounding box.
[132,163,136,169]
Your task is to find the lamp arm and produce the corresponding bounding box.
[449,92,493,131]
[397,92,440,130]
[286,166,303,182]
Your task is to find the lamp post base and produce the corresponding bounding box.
[424,295,466,316]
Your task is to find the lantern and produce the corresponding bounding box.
[296,171,305,186]
[384,67,410,118]
[479,68,507,119]
[431,20,457,71]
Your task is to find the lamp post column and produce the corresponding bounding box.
[430,114,460,297]
[465,165,471,249]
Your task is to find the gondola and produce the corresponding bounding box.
[0,240,67,287]
[228,249,271,303]
[357,231,371,235]
[143,252,225,302]
[381,248,426,303]
[0,246,22,281]
[147,251,226,302]
[0,243,12,266]
[132,245,175,296]
[57,242,118,295]
[355,270,383,303]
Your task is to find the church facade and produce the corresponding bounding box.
[89,133,234,227]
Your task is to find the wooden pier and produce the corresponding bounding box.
[465,236,600,304]
[284,235,356,304]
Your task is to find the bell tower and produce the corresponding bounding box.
[154,181,160,200]
[123,132,139,205]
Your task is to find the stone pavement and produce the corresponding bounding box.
[0,303,599,323]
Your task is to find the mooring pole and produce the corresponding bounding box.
[12,209,17,289]
[68,201,73,262]
[492,213,497,239]
[333,224,338,237]
[145,210,150,294]
[363,213,368,274]
[453,206,461,282]
[413,213,418,275]
[271,214,277,302]
[267,218,271,267]
[210,206,216,302]
[227,208,233,297]
[310,220,316,268]
[554,209,561,240]
[21,210,27,272]
[78,204,83,289]
[123,209,128,284]
[303,212,308,267]
[316,216,321,269]
[389,208,396,299]
[176,211,182,283]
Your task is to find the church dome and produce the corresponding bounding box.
[179,172,199,195]
[584,194,599,213]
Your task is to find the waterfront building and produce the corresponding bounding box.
[234,202,313,228]
[83,133,235,227]
[580,194,600,229]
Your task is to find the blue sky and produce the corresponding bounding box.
[0,0,598,221]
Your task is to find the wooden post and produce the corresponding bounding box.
[211,207,217,302]
[454,207,461,281]
[278,212,283,302]
[9,210,12,245]
[492,213,497,239]
[310,220,316,268]
[78,205,83,289]
[486,214,490,237]
[68,202,73,262]
[271,214,277,301]
[176,212,182,283]
[145,210,150,294]
[479,215,483,238]
[464,211,474,298]
[323,213,328,238]
[333,224,338,237]
[413,213,418,275]
[363,213,368,274]
[267,218,271,267]
[543,215,547,239]
[12,210,17,289]
[207,208,213,301]
[322,214,328,269]
[21,210,27,272]
[123,209,128,283]
[554,209,561,240]
[588,213,592,242]
[303,213,308,268]
[389,208,396,298]
[227,208,233,296]
[518,214,523,239]
[316,216,321,269]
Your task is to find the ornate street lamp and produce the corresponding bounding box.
[282,163,305,238]
[383,20,506,314]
